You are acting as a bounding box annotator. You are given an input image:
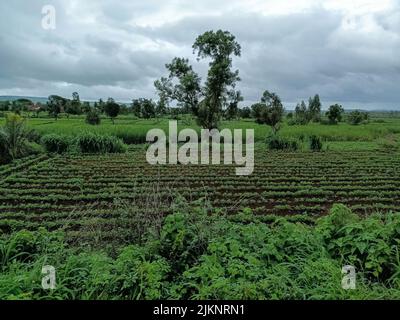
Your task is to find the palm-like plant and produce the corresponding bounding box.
[0,113,31,161]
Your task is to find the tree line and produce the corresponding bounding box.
[0,30,369,128]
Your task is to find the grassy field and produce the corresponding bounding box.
[2,115,400,145]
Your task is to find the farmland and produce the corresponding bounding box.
[1,142,400,241]
[2,115,400,145]
[1,114,400,300]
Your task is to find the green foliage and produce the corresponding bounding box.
[317,205,400,280]
[155,30,241,129]
[75,132,127,154]
[131,98,156,119]
[348,110,369,125]
[104,98,120,124]
[239,106,251,119]
[40,134,71,154]
[309,135,323,151]
[308,94,322,122]
[0,205,399,299]
[294,100,309,125]
[252,91,284,133]
[47,95,68,120]
[266,133,299,151]
[85,109,101,125]
[326,104,344,124]
[0,113,38,163]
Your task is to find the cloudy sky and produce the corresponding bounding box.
[0,0,399,109]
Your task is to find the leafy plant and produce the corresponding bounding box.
[41,134,71,154]
[309,135,323,151]
[0,113,35,162]
[85,109,101,125]
[75,132,127,154]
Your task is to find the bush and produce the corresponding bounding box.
[348,110,369,125]
[41,134,71,154]
[309,135,323,151]
[0,113,35,162]
[266,134,299,151]
[75,132,127,154]
[85,110,101,125]
[1,205,400,299]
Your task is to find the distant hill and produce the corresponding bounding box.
[0,96,48,103]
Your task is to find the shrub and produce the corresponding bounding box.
[348,110,369,125]
[266,134,299,151]
[309,135,323,151]
[85,110,101,125]
[0,113,34,162]
[75,132,127,154]
[41,134,71,154]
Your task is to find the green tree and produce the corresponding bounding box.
[294,100,309,125]
[131,98,156,119]
[252,90,284,133]
[154,57,201,115]
[155,30,241,129]
[193,30,241,129]
[104,98,120,124]
[65,92,82,117]
[225,91,243,120]
[348,110,369,125]
[239,106,251,119]
[47,95,67,120]
[308,94,321,122]
[131,99,142,118]
[141,99,156,119]
[326,104,344,124]
[82,102,91,114]
[155,98,168,117]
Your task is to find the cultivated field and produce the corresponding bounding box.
[1,142,400,241]
[1,115,400,299]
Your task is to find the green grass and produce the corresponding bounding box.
[1,115,400,147]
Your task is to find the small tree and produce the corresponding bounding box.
[308,94,321,122]
[239,106,251,119]
[252,90,284,133]
[326,104,344,124]
[141,99,156,119]
[294,100,309,125]
[348,110,368,125]
[104,98,120,124]
[225,91,243,120]
[47,95,67,120]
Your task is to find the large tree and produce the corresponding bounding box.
[155,30,241,129]
[154,57,201,115]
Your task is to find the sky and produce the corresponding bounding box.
[0,0,399,110]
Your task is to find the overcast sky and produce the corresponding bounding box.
[0,0,399,109]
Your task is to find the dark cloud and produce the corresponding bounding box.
[0,0,399,109]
